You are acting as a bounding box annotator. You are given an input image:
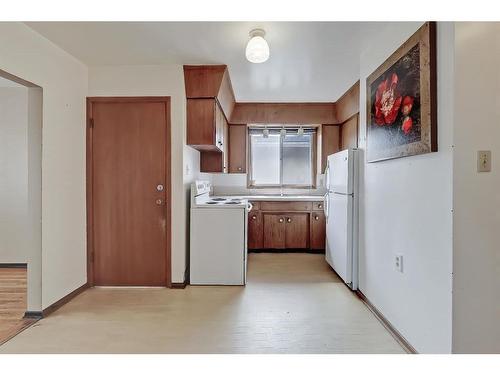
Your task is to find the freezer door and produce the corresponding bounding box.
[327,149,352,195]
[325,192,352,284]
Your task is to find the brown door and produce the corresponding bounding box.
[87,97,171,286]
[263,214,286,249]
[310,211,326,250]
[285,214,309,249]
[248,210,263,249]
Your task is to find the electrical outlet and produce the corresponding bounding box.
[395,254,404,273]
[477,150,491,172]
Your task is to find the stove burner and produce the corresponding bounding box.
[211,198,227,202]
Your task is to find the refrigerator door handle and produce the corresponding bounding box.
[332,191,354,196]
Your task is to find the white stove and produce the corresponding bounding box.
[190,181,250,285]
[191,181,252,209]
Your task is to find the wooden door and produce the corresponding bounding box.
[285,213,309,249]
[87,97,171,286]
[248,211,263,249]
[311,211,326,250]
[263,214,286,249]
[228,125,247,173]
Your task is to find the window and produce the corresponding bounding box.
[248,127,316,188]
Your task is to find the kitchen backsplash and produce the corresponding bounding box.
[203,173,326,196]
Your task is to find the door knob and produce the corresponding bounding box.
[287,218,292,223]
[155,199,163,205]
[278,218,284,223]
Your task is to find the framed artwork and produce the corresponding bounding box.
[366,22,437,162]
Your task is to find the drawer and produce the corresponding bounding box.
[312,201,325,211]
[249,201,260,211]
[260,201,312,212]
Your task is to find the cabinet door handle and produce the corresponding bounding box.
[252,216,257,220]
[314,216,319,221]
[237,167,242,171]
[278,218,284,223]
[318,204,323,209]
[287,218,292,223]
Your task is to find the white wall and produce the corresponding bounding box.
[358,22,454,353]
[452,22,500,354]
[0,86,29,263]
[0,23,88,310]
[88,65,200,283]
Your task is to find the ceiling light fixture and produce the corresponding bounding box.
[245,29,270,64]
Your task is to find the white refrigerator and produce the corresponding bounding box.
[324,149,359,290]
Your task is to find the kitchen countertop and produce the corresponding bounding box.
[217,195,325,202]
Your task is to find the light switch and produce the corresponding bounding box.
[477,150,491,172]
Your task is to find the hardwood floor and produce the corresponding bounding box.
[0,268,37,345]
[0,254,405,353]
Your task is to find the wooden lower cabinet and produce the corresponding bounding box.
[263,214,286,249]
[248,201,325,252]
[248,211,263,249]
[310,211,326,250]
[284,214,309,249]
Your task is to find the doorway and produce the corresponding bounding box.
[0,70,43,343]
[87,97,171,286]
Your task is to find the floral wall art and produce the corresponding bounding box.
[366,22,437,162]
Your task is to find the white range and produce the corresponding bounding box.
[190,181,252,285]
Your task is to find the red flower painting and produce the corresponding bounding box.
[367,22,437,162]
[374,73,402,125]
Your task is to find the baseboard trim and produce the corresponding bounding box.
[42,283,89,317]
[0,263,27,268]
[249,249,325,254]
[171,281,187,289]
[23,311,43,319]
[356,290,418,354]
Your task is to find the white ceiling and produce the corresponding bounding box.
[26,22,387,102]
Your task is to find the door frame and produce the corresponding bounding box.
[86,96,172,287]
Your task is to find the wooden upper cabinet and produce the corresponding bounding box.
[228,125,247,173]
[336,81,360,124]
[321,125,341,173]
[340,114,359,150]
[184,65,235,167]
[184,65,235,120]
[199,103,229,173]
[187,98,217,151]
[187,99,229,152]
